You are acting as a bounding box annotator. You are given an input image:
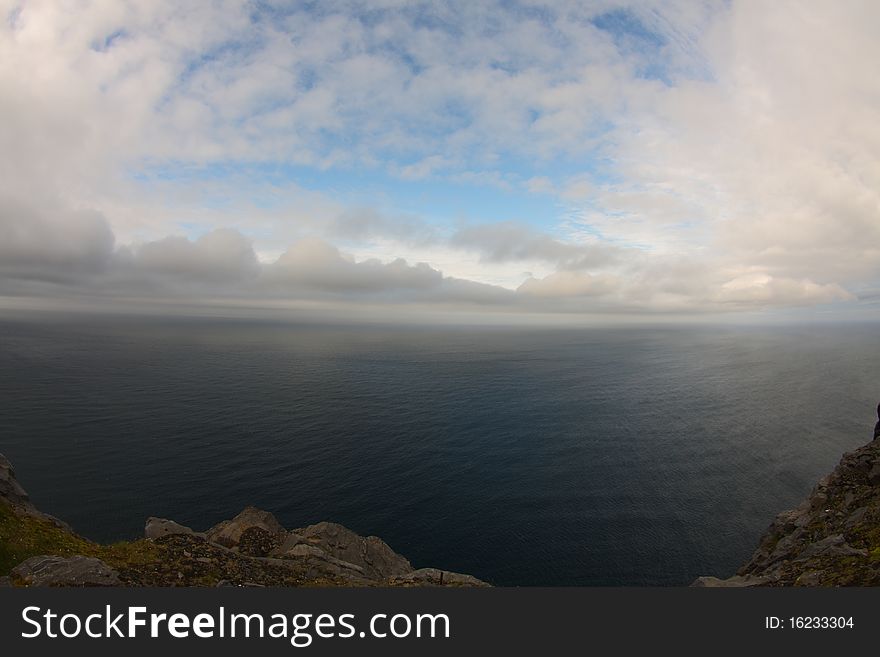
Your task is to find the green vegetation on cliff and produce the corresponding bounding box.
[0,503,158,578]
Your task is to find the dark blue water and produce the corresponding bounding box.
[1,312,878,585]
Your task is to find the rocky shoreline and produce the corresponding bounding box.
[0,453,487,587]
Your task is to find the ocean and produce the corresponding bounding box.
[1,312,878,585]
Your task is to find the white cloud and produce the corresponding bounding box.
[0,195,115,281]
[132,228,259,283]
[265,237,442,295]
[518,270,618,298]
[0,1,877,320]
[715,273,853,307]
[584,1,880,287]
[451,221,618,270]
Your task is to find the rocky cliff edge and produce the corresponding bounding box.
[694,436,880,587]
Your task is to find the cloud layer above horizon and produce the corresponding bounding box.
[1,0,878,319]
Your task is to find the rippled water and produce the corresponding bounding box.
[1,313,878,585]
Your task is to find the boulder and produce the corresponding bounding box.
[690,575,769,588]
[145,517,202,541]
[11,556,120,587]
[279,543,366,574]
[273,521,412,580]
[797,534,867,560]
[283,543,327,559]
[206,507,285,548]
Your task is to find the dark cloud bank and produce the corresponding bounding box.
[0,198,855,319]
[0,202,518,313]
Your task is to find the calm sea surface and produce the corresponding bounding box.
[1,313,878,585]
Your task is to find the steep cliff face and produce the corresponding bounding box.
[0,453,487,587]
[695,436,880,587]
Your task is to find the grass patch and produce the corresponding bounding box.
[0,502,94,575]
[98,540,159,570]
[0,502,159,576]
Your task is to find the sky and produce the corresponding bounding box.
[1,0,879,322]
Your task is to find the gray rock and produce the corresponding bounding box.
[751,528,806,568]
[272,532,305,554]
[271,539,380,584]
[843,506,870,530]
[795,571,826,586]
[283,543,329,559]
[774,502,811,530]
[11,556,120,587]
[391,568,489,587]
[278,543,366,575]
[276,521,412,580]
[206,507,285,548]
[315,557,366,578]
[145,517,202,540]
[797,534,867,560]
[690,575,769,587]
[0,576,11,587]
